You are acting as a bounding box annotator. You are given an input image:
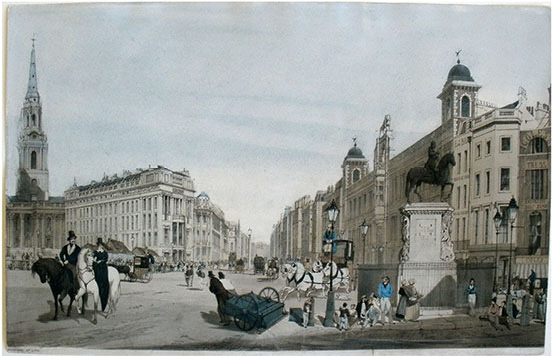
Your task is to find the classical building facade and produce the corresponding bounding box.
[5,44,254,265]
[271,58,550,288]
[6,43,65,258]
[192,192,227,262]
[64,166,196,261]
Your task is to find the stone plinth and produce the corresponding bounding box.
[398,203,457,307]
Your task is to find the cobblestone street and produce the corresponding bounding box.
[5,270,547,354]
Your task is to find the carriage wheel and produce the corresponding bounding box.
[233,294,259,331]
[259,287,280,303]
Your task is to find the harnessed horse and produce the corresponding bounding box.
[74,248,121,324]
[280,262,326,301]
[322,261,352,293]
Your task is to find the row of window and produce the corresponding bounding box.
[472,169,548,200]
[67,195,192,220]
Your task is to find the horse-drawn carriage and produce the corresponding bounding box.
[112,255,153,283]
[253,255,266,275]
[224,287,284,331]
[128,256,153,282]
[280,240,355,301]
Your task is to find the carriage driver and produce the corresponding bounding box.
[59,230,81,286]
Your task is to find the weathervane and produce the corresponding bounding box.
[31,33,37,48]
[352,137,357,147]
[455,49,462,64]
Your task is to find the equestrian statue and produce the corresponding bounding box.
[405,141,456,203]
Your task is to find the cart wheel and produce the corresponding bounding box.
[129,272,137,282]
[259,287,280,303]
[233,294,259,331]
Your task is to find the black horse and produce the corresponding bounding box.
[405,152,456,203]
[31,258,81,320]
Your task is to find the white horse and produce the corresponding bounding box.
[281,262,326,301]
[75,248,121,324]
[312,260,324,273]
[322,261,351,293]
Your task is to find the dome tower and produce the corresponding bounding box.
[342,138,368,188]
[437,53,481,134]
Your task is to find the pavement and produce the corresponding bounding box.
[4,269,548,353]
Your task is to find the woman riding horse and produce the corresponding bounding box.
[93,240,110,312]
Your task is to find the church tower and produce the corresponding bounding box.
[437,55,481,135]
[16,40,49,201]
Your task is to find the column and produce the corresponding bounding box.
[7,213,15,247]
[41,216,46,248]
[19,213,24,247]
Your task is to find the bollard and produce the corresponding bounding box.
[308,298,315,326]
[520,294,530,326]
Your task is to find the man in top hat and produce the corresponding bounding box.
[60,230,81,285]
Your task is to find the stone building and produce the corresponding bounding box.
[64,166,196,261]
[192,192,227,262]
[5,42,65,259]
[270,57,550,294]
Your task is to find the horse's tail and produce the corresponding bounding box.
[111,276,121,312]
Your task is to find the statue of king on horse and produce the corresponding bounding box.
[405,141,456,203]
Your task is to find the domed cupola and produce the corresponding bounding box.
[197,192,210,206]
[437,53,481,128]
[345,142,365,160]
[446,60,474,84]
[342,138,368,188]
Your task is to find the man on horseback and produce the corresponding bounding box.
[59,230,81,288]
[424,141,440,182]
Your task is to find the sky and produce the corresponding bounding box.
[4,2,551,244]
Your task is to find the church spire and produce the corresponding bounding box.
[25,37,39,101]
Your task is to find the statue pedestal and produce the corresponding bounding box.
[399,203,457,308]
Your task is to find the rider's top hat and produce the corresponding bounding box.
[67,230,77,241]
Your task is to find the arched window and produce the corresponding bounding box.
[31,114,36,126]
[30,151,37,169]
[461,96,470,117]
[530,137,548,154]
[352,169,361,183]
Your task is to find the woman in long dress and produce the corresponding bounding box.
[404,279,422,321]
[396,280,408,322]
[93,241,110,312]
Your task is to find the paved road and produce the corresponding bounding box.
[5,269,546,353]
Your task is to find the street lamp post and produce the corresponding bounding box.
[323,200,339,327]
[493,210,503,292]
[506,197,519,317]
[359,220,368,265]
[507,197,519,294]
[247,228,252,270]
